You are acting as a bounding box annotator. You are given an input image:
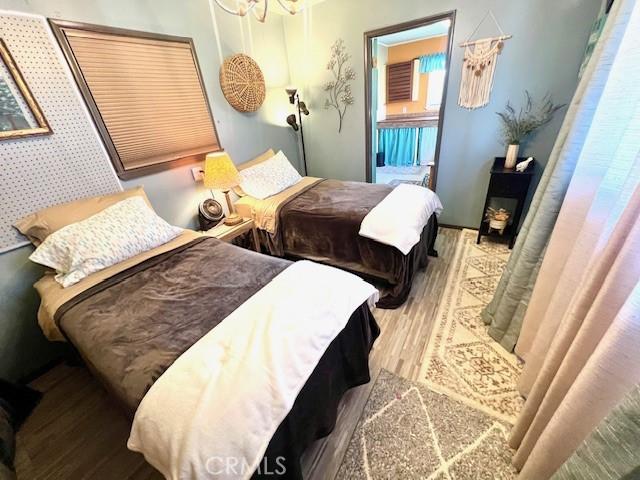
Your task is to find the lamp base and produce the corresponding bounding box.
[222,190,243,226]
[224,213,243,226]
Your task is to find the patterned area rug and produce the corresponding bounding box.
[419,229,524,423]
[336,369,517,479]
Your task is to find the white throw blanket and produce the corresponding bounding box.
[359,184,443,255]
[127,260,378,480]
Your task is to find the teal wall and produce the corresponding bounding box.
[0,0,297,380]
[282,0,601,228]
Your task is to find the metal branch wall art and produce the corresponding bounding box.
[323,39,355,133]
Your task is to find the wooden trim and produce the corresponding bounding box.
[377,111,440,129]
[0,38,52,140]
[438,223,466,230]
[364,11,456,190]
[48,19,222,179]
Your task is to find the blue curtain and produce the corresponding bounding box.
[419,53,446,73]
[378,128,417,167]
[417,127,438,166]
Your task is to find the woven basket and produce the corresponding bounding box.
[219,54,266,112]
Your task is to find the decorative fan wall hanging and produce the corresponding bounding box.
[219,53,266,112]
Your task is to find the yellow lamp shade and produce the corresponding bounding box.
[203,152,241,191]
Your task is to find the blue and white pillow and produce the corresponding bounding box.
[239,150,302,199]
[30,196,182,287]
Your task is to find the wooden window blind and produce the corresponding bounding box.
[386,60,420,103]
[50,20,221,179]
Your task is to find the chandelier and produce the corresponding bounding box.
[212,0,303,23]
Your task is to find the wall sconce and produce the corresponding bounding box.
[285,87,309,175]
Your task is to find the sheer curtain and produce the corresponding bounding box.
[481,0,628,352]
[507,1,640,478]
[378,128,418,167]
[417,127,438,166]
[551,384,640,479]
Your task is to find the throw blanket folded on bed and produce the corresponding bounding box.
[127,260,378,480]
[359,184,443,255]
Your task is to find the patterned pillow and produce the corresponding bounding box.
[239,150,302,200]
[30,197,183,287]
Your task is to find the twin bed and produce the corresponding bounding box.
[38,232,379,478]
[16,158,442,479]
[234,149,441,308]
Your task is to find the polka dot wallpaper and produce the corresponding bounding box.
[0,12,121,252]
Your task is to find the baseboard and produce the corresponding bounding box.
[17,357,64,385]
[439,223,478,231]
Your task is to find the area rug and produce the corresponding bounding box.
[376,165,430,186]
[336,369,517,479]
[418,229,524,424]
[388,177,428,188]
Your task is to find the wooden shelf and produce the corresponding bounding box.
[477,157,536,249]
[377,112,440,129]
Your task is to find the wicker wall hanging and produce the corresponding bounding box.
[219,53,266,112]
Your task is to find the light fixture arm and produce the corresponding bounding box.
[277,0,303,15]
[212,0,258,17]
[252,0,268,22]
[212,0,301,21]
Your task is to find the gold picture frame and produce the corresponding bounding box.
[0,38,51,140]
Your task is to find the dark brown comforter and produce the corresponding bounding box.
[260,179,438,308]
[54,237,379,479]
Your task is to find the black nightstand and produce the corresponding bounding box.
[477,157,535,249]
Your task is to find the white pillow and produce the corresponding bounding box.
[239,150,302,200]
[30,196,183,287]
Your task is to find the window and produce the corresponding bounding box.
[387,60,418,103]
[50,20,221,179]
[426,70,446,109]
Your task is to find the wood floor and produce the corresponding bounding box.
[15,228,460,480]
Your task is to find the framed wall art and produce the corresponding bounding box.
[0,38,51,140]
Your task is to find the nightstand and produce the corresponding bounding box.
[476,157,535,249]
[203,218,261,252]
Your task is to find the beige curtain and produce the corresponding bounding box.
[509,1,640,478]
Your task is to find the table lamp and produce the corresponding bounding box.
[203,151,243,226]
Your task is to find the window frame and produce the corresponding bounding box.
[49,19,222,180]
[426,69,446,110]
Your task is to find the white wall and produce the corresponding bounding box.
[376,43,388,122]
[283,0,601,228]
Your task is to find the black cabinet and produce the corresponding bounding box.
[477,157,535,249]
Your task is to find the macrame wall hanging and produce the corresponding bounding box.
[458,11,512,110]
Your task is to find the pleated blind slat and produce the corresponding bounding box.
[61,27,220,174]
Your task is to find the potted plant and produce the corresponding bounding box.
[497,92,565,169]
[485,207,511,235]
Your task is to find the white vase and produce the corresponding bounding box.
[505,144,519,169]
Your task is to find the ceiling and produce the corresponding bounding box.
[378,20,451,46]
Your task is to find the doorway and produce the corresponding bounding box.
[364,12,456,190]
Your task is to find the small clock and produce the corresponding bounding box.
[198,198,224,231]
